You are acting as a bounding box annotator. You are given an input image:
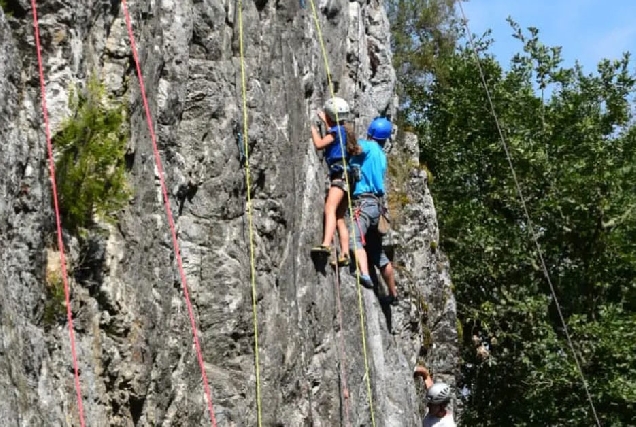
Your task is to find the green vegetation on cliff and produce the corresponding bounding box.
[54,74,130,232]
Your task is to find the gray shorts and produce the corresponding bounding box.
[347,198,390,268]
[325,170,349,193]
[331,168,349,192]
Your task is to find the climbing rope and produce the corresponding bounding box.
[120,1,218,425]
[236,0,264,424]
[332,239,352,427]
[354,7,364,134]
[30,2,86,425]
[307,0,377,425]
[314,94,352,426]
[458,4,602,427]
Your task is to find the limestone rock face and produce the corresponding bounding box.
[0,1,458,425]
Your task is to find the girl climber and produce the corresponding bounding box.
[310,97,361,266]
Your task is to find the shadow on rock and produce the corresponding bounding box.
[370,267,394,333]
[310,251,329,274]
[344,260,394,333]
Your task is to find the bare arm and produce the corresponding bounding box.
[312,110,334,150]
[414,365,434,388]
[312,126,334,150]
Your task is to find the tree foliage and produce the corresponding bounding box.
[54,74,130,232]
[412,20,636,426]
[385,0,461,108]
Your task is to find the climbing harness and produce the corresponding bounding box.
[458,3,601,427]
[353,207,367,246]
[30,1,86,426]
[362,194,390,236]
[349,194,390,252]
[307,0,377,425]
[328,161,348,178]
[237,0,264,424]
[327,161,360,190]
[120,1,218,425]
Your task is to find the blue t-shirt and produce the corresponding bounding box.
[349,139,386,196]
[324,125,348,166]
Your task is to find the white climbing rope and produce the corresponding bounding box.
[457,4,601,426]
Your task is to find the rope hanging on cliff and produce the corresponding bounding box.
[120,1,218,425]
[332,236,352,427]
[237,0,264,425]
[457,4,602,427]
[307,0,377,425]
[30,2,87,425]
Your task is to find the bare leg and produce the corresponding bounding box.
[380,262,398,298]
[336,201,349,255]
[354,248,370,277]
[321,186,345,247]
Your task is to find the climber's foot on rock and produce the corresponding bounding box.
[311,244,331,256]
[359,274,373,288]
[330,253,350,267]
[381,294,399,306]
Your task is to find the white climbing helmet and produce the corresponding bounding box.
[324,97,351,122]
[426,383,452,405]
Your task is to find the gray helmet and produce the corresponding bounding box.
[426,383,452,405]
[324,97,350,122]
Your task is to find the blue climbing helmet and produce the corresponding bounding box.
[367,117,393,141]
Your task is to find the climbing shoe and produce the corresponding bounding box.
[381,295,399,306]
[359,274,373,289]
[330,254,350,267]
[310,245,331,255]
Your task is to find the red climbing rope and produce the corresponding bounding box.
[332,240,351,427]
[29,1,86,426]
[120,1,217,425]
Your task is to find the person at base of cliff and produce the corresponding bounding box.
[310,97,362,267]
[414,365,457,427]
[346,116,398,305]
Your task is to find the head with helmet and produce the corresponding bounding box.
[367,117,393,145]
[322,97,361,156]
[426,382,452,415]
[324,97,351,125]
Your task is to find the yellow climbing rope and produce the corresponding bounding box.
[307,1,377,425]
[237,0,263,425]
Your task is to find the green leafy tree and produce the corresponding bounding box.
[386,0,461,109]
[54,74,130,232]
[414,21,636,426]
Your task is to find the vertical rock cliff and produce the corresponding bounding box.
[0,0,458,425]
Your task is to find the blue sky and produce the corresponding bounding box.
[460,0,636,73]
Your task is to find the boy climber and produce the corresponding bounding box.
[310,97,362,266]
[414,365,457,427]
[347,117,398,305]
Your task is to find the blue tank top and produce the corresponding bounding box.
[324,125,347,166]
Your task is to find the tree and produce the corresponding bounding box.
[386,0,461,110]
[54,74,130,232]
[415,21,636,426]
